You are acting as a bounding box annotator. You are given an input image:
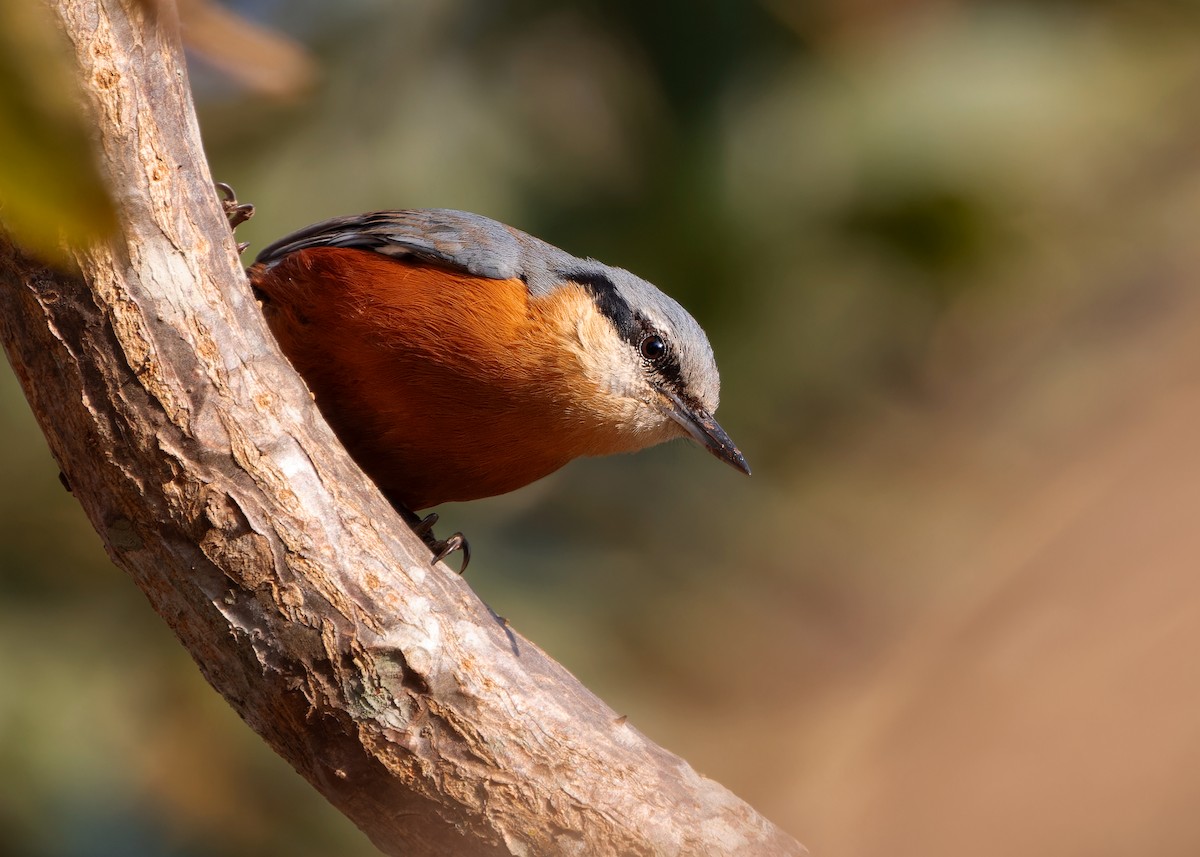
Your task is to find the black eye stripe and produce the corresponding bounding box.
[562,268,686,391]
[561,269,637,341]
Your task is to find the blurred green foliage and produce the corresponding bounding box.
[0,2,116,262]
[5,0,1200,854]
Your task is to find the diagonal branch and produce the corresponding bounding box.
[0,0,805,854]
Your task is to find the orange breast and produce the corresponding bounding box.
[249,247,595,510]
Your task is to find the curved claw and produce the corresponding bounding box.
[431,533,470,575]
[215,181,255,235]
[393,506,471,574]
[410,512,439,539]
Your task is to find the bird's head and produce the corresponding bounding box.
[541,262,749,476]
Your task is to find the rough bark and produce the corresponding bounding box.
[0,1,806,855]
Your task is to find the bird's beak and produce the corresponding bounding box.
[662,389,751,476]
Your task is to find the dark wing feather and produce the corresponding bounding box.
[254,209,534,282]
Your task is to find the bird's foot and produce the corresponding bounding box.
[215,182,255,253]
[406,511,471,574]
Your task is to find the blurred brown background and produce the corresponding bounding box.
[4,0,1200,855]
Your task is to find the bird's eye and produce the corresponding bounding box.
[639,333,667,362]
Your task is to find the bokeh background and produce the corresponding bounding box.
[5,0,1200,854]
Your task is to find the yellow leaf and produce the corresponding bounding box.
[0,2,117,263]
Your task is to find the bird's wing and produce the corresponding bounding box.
[253,209,537,282]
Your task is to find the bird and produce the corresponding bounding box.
[246,209,749,569]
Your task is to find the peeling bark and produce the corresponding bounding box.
[0,1,806,855]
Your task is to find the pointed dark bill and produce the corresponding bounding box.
[662,389,751,476]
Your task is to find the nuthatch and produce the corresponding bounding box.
[247,209,749,567]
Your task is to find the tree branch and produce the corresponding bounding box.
[0,1,805,854]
